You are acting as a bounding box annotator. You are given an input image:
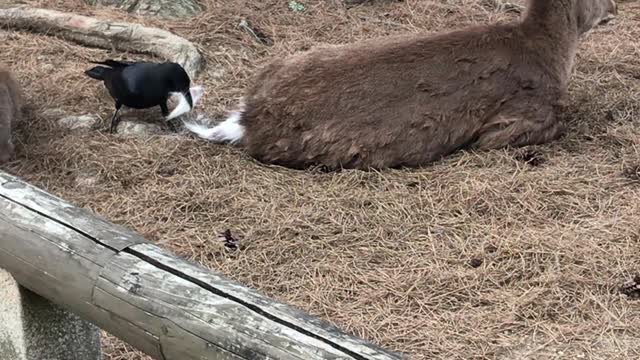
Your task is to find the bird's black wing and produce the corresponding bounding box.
[119,62,166,96]
[89,59,146,68]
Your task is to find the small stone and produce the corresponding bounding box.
[75,170,101,188]
[116,120,164,137]
[58,114,101,132]
[211,68,225,80]
[42,108,66,119]
[40,64,55,71]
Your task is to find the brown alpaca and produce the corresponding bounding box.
[0,66,23,165]
[184,0,618,170]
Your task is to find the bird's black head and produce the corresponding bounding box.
[163,62,193,109]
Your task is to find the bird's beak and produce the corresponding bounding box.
[166,86,203,120]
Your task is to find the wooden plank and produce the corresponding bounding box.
[0,198,112,273]
[90,302,165,360]
[94,286,246,360]
[97,251,350,359]
[0,172,147,252]
[0,217,102,306]
[0,170,405,360]
[129,244,400,360]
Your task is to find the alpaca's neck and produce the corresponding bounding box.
[520,0,580,86]
[522,0,578,41]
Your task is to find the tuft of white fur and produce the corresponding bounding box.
[166,85,205,120]
[183,111,245,144]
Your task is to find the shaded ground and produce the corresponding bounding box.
[2,0,640,359]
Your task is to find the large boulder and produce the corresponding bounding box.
[85,0,203,19]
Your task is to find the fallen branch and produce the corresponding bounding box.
[0,6,205,78]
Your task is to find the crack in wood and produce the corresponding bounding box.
[125,248,373,360]
[95,279,260,360]
[1,191,342,358]
[97,262,325,359]
[0,192,120,252]
[0,171,403,360]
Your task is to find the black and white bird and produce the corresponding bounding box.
[84,59,194,133]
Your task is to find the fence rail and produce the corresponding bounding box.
[0,170,403,360]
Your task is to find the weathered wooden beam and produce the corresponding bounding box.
[0,170,404,360]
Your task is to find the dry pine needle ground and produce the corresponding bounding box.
[2,0,640,359]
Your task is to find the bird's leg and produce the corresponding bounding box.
[160,101,177,132]
[160,101,170,117]
[110,102,123,134]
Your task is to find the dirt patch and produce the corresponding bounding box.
[2,0,640,359]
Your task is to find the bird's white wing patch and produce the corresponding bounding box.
[166,85,205,120]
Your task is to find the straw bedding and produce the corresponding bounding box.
[1,0,639,358]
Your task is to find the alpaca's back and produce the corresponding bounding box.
[240,25,561,169]
[182,0,617,171]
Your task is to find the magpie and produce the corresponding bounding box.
[84,59,194,133]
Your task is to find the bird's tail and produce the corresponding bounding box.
[183,111,245,144]
[84,66,111,81]
[89,59,137,68]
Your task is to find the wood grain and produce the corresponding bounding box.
[0,171,404,360]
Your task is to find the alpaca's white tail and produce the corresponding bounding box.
[183,111,245,144]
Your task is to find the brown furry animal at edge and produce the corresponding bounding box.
[0,66,23,165]
[184,0,619,171]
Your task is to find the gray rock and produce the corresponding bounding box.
[74,169,101,188]
[210,68,225,81]
[41,108,66,119]
[85,0,203,18]
[57,114,101,132]
[116,120,164,137]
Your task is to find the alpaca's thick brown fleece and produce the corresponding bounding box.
[188,0,618,171]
